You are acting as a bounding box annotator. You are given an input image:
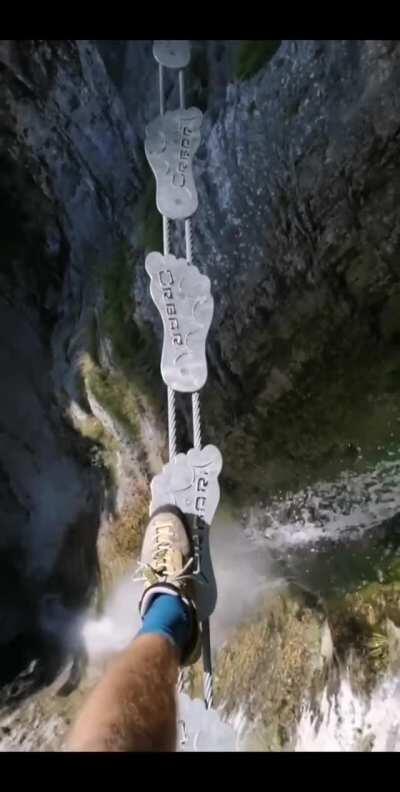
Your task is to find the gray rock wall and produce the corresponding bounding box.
[1,38,400,691]
[0,39,144,682]
[189,40,400,498]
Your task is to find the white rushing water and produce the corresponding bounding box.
[295,674,400,752]
[0,457,388,752]
[244,457,400,551]
[65,458,400,752]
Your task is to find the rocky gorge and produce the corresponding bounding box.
[0,39,400,751]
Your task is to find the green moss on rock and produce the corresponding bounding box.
[327,581,400,693]
[98,481,150,594]
[212,584,330,751]
[203,301,400,504]
[99,244,162,411]
[236,40,281,81]
[84,358,139,441]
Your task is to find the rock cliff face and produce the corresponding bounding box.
[0,40,145,688]
[189,40,400,499]
[1,39,400,710]
[100,39,400,501]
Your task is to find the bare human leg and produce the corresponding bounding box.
[66,510,201,752]
[66,633,179,752]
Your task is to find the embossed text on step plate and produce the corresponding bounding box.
[145,252,213,393]
[145,108,202,220]
[150,445,223,526]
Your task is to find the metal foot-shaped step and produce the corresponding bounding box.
[153,40,191,69]
[150,445,223,526]
[145,252,213,393]
[145,108,202,220]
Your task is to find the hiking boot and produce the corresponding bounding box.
[137,507,201,666]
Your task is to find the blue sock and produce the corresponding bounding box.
[137,594,192,653]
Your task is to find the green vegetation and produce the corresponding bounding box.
[82,355,139,442]
[368,632,388,660]
[202,293,400,504]
[327,581,400,691]
[100,243,161,405]
[102,244,140,372]
[75,413,119,488]
[236,40,281,81]
[386,558,400,583]
[76,245,160,463]
[78,354,135,499]
[98,481,150,594]
[212,584,327,751]
[79,248,159,594]
[186,578,400,747]
[140,177,163,254]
